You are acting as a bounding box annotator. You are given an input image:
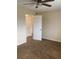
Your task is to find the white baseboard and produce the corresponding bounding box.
[42,36,61,42]
[17,40,27,46]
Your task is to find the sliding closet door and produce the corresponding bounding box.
[33,15,42,40]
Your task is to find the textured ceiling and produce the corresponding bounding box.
[17,0,61,12]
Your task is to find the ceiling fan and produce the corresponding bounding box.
[24,0,54,8]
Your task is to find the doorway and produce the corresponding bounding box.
[25,14,42,41]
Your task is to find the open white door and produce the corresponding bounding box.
[33,15,42,40]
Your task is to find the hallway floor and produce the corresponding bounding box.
[17,39,61,59]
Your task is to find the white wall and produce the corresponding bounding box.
[17,4,61,45]
[40,10,61,42]
[17,5,35,45]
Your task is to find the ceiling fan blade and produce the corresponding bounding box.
[33,0,41,3]
[42,0,54,2]
[42,3,52,7]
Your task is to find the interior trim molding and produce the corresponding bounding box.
[42,38,61,43]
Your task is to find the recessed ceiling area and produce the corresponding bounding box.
[17,0,61,12]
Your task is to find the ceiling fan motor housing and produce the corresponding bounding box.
[33,0,45,3]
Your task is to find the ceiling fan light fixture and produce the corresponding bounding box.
[35,5,38,8]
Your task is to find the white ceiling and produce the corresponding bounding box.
[17,0,61,12]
